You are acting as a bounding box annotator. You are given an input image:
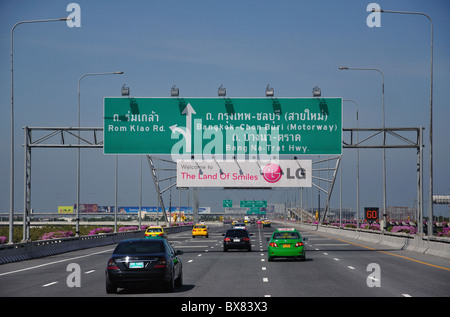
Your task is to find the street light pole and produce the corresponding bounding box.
[343,99,360,228]
[76,71,123,235]
[10,17,69,244]
[339,66,386,232]
[373,9,433,235]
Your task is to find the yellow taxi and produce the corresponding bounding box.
[144,226,166,238]
[192,224,208,238]
[262,219,271,227]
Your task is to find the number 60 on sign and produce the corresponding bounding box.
[364,207,379,222]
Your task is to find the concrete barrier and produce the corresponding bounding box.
[0,225,193,265]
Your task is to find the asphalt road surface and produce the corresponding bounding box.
[1,221,449,298]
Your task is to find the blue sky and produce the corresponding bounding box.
[0,0,449,219]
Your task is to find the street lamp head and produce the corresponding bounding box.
[121,84,130,96]
[114,71,124,74]
[171,85,179,97]
[265,84,274,97]
[312,86,321,97]
[218,84,226,97]
[338,66,348,70]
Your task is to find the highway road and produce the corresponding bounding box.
[0,221,449,299]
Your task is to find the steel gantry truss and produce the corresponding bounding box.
[20,125,425,241]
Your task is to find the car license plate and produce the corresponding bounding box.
[129,262,144,269]
[283,244,291,248]
[233,239,240,242]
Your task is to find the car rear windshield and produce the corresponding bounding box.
[147,228,162,232]
[114,240,164,254]
[194,225,206,229]
[273,232,300,239]
[226,229,249,237]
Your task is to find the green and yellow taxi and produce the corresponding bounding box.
[267,228,307,261]
[192,224,208,238]
[144,226,166,239]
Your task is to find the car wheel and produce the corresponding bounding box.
[223,247,228,252]
[175,268,183,287]
[106,279,117,294]
[166,271,175,292]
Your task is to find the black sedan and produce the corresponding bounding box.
[105,238,183,293]
[223,229,253,252]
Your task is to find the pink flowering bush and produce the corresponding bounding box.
[360,223,381,231]
[39,231,74,240]
[88,227,113,235]
[438,227,450,237]
[118,226,138,232]
[0,236,7,244]
[389,225,417,235]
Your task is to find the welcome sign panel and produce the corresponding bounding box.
[176,160,312,188]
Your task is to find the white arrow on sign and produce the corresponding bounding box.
[170,103,196,153]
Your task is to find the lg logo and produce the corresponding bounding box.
[262,163,282,183]
[262,163,306,184]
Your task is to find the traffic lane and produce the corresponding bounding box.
[105,225,229,296]
[301,230,450,297]
[305,228,450,270]
[260,225,400,296]
[0,228,204,297]
[0,245,115,297]
[262,237,392,297]
[155,223,272,297]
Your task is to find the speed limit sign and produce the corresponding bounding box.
[364,207,379,222]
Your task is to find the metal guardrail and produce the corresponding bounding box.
[0,225,193,265]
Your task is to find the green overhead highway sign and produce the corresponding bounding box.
[240,200,267,208]
[104,97,342,156]
[223,199,232,208]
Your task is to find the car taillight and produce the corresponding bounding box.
[243,237,250,242]
[154,258,167,268]
[295,242,304,247]
[158,233,163,236]
[224,237,231,242]
[269,242,278,247]
[107,259,119,270]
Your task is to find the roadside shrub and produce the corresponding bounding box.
[88,227,113,235]
[39,231,74,240]
[389,225,417,235]
[118,226,138,232]
[438,227,450,237]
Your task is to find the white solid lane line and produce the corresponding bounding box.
[0,248,114,277]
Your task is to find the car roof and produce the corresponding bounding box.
[113,238,166,254]
[118,238,163,244]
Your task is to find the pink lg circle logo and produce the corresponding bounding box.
[262,163,282,183]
